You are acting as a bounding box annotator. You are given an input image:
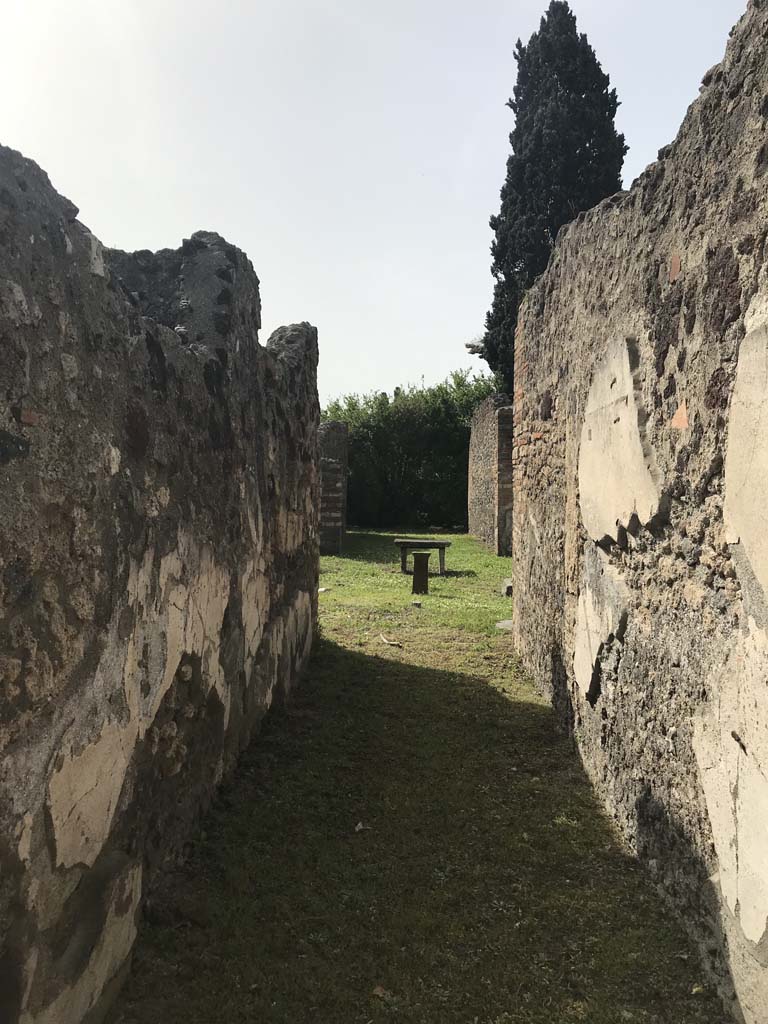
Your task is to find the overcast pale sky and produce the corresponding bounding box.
[1,0,747,404]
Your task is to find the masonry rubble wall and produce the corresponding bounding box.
[468,394,513,555]
[509,4,768,1020]
[0,144,320,1023]
[318,420,348,555]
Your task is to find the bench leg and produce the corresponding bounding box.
[401,548,408,574]
[439,548,446,575]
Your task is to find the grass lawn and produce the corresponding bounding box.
[112,530,725,1024]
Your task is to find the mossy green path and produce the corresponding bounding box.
[114,531,724,1024]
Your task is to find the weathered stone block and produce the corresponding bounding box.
[468,394,513,555]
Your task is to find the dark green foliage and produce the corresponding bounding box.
[479,0,627,388]
[323,371,499,528]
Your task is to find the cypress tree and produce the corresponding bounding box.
[473,1,627,389]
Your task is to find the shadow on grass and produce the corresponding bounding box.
[385,568,478,580]
[338,529,402,564]
[339,529,468,566]
[113,640,726,1024]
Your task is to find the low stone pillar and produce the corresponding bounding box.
[412,552,431,594]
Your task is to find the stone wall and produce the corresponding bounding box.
[318,421,348,555]
[468,395,513,555]
[0,145,320,1023]
[509,4,768,1020]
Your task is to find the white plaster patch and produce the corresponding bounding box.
[744,284,768,337]
[241,558,270,662]
[177,546,230,717]
[106,444,121,476]
[87,231,106,277]
[47,720,135,869]
[61,352,78,380]
[574,591,602,697]
[20,947,39,1015]
[724,324,768,598]
[693,620,768,945]
[22,861,142,1024]
[281,590,314,701]
[297,591,314,666]
[573,544,627,697]
[737,754,768,943]
[0,279,31,326]
[693,713,740,914]
[723,902,768,1024]
[578,337,661,544]
[527,511,541,547]
[144,486,170,518]
[16,813,34,864]
[57,309,75,341]
[123,536,232,736]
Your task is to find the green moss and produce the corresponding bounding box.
[114,532,724,1024]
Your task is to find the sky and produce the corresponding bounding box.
[1,0,748,405]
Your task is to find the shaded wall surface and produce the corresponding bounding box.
[510,4,768,1020]
[318,421,348,555]
[468,395,513,555]
[0,145,320,1023]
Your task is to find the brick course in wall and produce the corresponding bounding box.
[468,395,513,556]
[319,421,348,555]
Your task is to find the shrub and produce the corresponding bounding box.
[323,370,498,528]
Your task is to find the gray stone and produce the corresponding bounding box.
[0,143,320,1024]
[412,551,431,595]
[507,4,768,1018]
[468,394,514,555]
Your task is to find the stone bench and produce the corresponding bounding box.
[394,538,451,576]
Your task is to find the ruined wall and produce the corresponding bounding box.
[468,395,513,555]
[510,4,768,1020]
[0,144,319,1023]
[318,420,348,555]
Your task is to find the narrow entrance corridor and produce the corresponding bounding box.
[113,533,724,1024]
